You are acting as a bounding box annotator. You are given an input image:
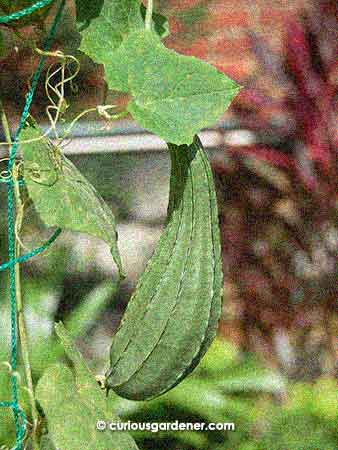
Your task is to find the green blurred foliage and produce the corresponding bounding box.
[111,339,337,450]
[1,288,337,449]
[259,379,338,450]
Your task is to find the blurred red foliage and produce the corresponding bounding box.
[213,0,338,379]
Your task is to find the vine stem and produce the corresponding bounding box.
[0,100,39,450]
[145,0,153,30]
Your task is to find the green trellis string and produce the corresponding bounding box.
[0,0,54,24]
[0,1,65,449]
[0,228,62,272]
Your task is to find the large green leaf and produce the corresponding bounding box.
[35,323,138,450]
[19,125,124,278]
[91,29,241,145]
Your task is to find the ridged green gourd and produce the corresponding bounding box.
[106,135,223,400]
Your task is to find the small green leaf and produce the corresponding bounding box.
[75,0,104,29]
[19,124,124,279]
[54,322,109,411]
[35,323,139,450]
[80,0,144,61]
[97,30,241,145]
[36,364,134,450]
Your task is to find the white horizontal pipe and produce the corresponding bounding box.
[0,128,256,157]
[59,129,256,155]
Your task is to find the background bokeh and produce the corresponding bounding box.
[0,1,337,449]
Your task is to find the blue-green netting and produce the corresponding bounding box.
[0,1,65,448]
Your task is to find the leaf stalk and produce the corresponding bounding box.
[145,0,153,30]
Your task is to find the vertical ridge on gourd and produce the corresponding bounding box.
[106,135,223,400]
